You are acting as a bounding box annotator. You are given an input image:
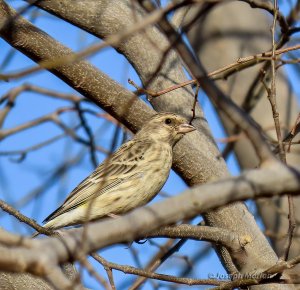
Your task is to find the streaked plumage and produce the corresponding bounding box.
[42,113,195,230]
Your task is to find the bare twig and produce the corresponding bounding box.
[104,266,116,290]
[79,256,111,290]
[0,106,107,154]
[0,129,74,160]
[91,253,225,286]
[75,103,98,167]
[127,44,300,98]
[285,113,300,152]
[269,1,286,163]
[221,0,300,159]
[268,0,295,261]
[0,199,53,236]
[129,239,176,290]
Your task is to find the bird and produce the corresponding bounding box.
[38,113,195,231]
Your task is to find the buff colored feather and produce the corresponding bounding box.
[40,113,195,230]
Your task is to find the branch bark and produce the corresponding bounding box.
[2,165,300,278]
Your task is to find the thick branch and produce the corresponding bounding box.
[147,224,243,252]
[40,165,300,263]
[0,0,153,133]
[0,165,299,286]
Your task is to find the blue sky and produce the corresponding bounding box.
[0,1,299,289]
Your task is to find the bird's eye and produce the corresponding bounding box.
[165,118,172,125]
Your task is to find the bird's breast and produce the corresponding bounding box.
[140,143,172,196]
[100,142,173,215]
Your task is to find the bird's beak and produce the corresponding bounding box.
[177,123,196,134]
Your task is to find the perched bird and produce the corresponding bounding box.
[41,113,195,230]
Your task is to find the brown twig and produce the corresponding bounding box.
[128,44,300,99]
[129,239,175,290]
[272,114,300,155]
[0,83,82,103]
[217,133,243,144]
[79,256,111,290]
[0,107,71,140]
[0,199,53,236]
[221,0,300,159]
[75,103,98,167]
[265,253,300,275]
[268,1,295,262]
[104,266,116,290]
[0,106,107,154]
[129,223,244,290]
[286,113,300,152]
[269,1,286,163]
[0,127,80,160]
[91,253,225,286]
[276,57,300,69]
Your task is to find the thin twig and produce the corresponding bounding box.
[271,113,300,154]
[91,253,225,286]
[129,239,176,290]
[104,266,116,290]
[269,1,286,163]
[0,199,53,235]
[128,44,300,98]
[0,126,81,161]
[79,256,111,290]
[268,0,296,261]
[221,0,300,159]
[75,103,98,168]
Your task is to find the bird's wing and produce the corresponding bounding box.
[43,139,151,223]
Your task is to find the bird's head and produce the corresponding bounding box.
[135,113,196,146]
